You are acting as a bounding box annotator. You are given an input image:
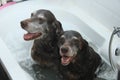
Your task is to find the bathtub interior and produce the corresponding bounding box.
[0,0,118,80]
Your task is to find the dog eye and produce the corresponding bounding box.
[71,39,80,47]
[38,18,45,24]
[72,38,79,44]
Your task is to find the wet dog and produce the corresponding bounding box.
[58,30,101,80]
[20,9,63,69]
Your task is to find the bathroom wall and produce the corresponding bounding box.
[74,0,120,31]
[1,0,119,30]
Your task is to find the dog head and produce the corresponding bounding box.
[20,9,63,41]
[58,30,88,66]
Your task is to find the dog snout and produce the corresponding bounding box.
[61,47,69,54]
[21,21,28,29]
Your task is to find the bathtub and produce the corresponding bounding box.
[0,0,119,80]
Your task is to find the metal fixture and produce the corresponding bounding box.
[115,48,120,56]
[109,27,120,71]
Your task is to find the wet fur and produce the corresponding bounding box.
[58,30,102,80]
[21,9,63,69]
[31,10,63,69]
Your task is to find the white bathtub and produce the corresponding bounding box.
[0,0,119,80]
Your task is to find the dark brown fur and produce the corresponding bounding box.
[21,9,63,69]
[58,30,101,80]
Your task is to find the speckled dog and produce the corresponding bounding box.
[58,30,101,80]
[21,9,63,69]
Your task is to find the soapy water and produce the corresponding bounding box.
[3,25,117,80]
[18,57,117,80]
[19,58,62,80]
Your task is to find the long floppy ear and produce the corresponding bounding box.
[79,38,88,50]
[52,20,64,38]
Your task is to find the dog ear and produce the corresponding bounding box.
[79,38,88,50]
[52,20,63,38]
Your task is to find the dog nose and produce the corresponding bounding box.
[20,21,28,29]
[61,47,69,53]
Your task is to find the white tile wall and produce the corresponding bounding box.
[74,0,120,30]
